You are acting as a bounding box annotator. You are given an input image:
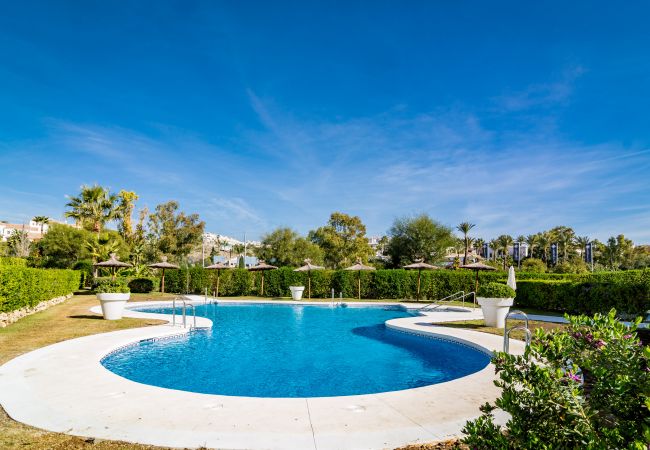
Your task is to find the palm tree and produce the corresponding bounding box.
[456,222,476,265]
[575,236,591,260]
[65,185,118,235]
[489,239,498,262]
[32,216,49,236]
[537,232,551,264]
[474,238,485,258]
[525,234,539,259]
[116,190,139,243]
[549,226,575,262]
[496,234,514,270]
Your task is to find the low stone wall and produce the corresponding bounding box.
[0,293,73,328]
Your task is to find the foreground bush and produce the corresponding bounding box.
[462,310,650,449]
[0,266,80,312]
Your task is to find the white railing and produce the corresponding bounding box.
[419,291,476,311]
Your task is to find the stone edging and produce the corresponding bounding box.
[0,293,73,328]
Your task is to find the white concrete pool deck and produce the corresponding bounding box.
[0,297,524,450]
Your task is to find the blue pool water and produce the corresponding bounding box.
[101,303,490,397]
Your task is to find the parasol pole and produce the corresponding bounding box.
[358,271,361,300]
[216,269,220,298]
[308,271,312,300]
[417,269,422,301]
[161,268,166,294]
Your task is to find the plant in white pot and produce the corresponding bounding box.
[96,279,131,320]
[477,282,516,328]
[289,286,305,300]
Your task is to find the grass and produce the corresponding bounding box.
[429,319,566,340]
[0,291,553,449]
[0,293,173,449]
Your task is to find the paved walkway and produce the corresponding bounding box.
[0,299,523,450]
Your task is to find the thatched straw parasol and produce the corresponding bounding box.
[460,261,496,298]
[343,259,376,300]
[94,253,132,280]
[248,260,278,296]
[294,259,324,300]
[403,259,439,301]
[205,261,231,298]
[148,256,179,294]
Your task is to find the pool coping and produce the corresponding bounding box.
[0,296,524,450]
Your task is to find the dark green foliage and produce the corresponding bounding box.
[96,279,130,294]
[128,278,154,293]
[462,310,650,449]
[152,266,649,314]
[478,282,516,298]
[72,260,93,288]
[0,257,28,266]
[0,266,80,312]
[516,269,650,316]
[36,223,94,268]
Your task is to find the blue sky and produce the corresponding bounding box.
[1,1,649,242]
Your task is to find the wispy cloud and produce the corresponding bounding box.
[494,66,586,112]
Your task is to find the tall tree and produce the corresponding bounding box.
[116,190,139,243]
[7,229,30,257]
[550,226,576,262]
[385,214,455,268]
[456,221,476,265]
[575,236,591,260]
[147,201,205,263]
[255,227,323,267]
[525,234,539,259]
[36,223,94,268]
[496,234,514,270]
[489,238,498,262]
[65,184,118,235]
[309,212,374,269]
[537,232,551,264]
[32,216,50,235]
[474,238,485,257]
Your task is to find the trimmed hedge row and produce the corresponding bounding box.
[0,257,28,267]
[515,270,650,316]
[162,267,650,315]
[0,266,81,313]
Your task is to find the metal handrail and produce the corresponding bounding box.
[504,310,531,353]
[419,291,464,309]
[171,296,197,328]
[419,291,476,310]
[181,298,197,329]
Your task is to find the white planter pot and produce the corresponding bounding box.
[289,286,305,301]
[477,297,514,328]
[97,293,130,320]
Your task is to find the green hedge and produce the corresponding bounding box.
[0,266,81,313]
[162,267,558,299]
[515,269,650,316]
[0,257,28,267]
[161,267,650,316]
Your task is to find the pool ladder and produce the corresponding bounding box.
[171,296,197,329]
[504,310,532,353]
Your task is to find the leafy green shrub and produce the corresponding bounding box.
[462,310,650,449]
[521,258,547,273]
[516,271,650,316]
[96,279,130,294]
[72,260,93,288]
[0,266,80,312]
[0,257,27,267]
[477,282,516,298]
[128,278,154,293]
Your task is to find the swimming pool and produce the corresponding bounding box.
[101,303,490,398]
